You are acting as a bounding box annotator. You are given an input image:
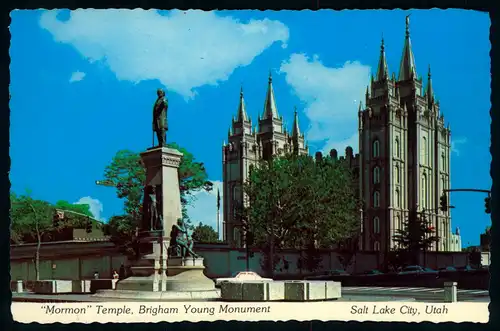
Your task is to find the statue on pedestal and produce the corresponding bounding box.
[169,219,198,258]
[153,88,168,147]
[148,185,163,231]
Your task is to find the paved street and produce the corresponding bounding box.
[12,286,490,303]
[342,286,490,302]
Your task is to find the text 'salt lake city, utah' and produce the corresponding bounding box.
[9,8,491,324]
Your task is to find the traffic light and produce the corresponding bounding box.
[485,196,491,214]
[246,231,255,246]
[85,218,93,233]
[439,194,448,212]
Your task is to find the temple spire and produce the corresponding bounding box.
[376,36,389,81]
[292,106,301,137]
[426,65,435,107]
[398,14,417,81]
[262,72,280,119]
[236,86,249,122]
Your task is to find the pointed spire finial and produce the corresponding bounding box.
[292,106,301,138]
[406,14,411,38]
[236,85,249,122]
[376,35,389,81]
[398,14,417,81]
[262,71,279,120]
[426,64,435,107]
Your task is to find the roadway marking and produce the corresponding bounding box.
[462,291,489,295]
[391,287,422,292]
[343,287,372,291]
[411,288,441,292]
[342,287,488,296]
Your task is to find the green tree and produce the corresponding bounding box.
[105,215,138,256]
[101,143,212,253]
[53,200,95,228]
[392,209,439,265]
[244,153,359,275]
[11,192,97,279]
[192,222,220,243]
[10,192,70,280]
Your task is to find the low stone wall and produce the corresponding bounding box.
[34,280,73,294]
[221,280,341,302]
[221,281,283,301]
[90,279,118,293]
[284,281,341,301]
[15,279,117,294]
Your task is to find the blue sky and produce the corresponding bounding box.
[10,9,490,247]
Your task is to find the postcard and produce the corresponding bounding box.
[9,8,491,324]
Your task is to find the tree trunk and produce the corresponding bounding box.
[35,233,41,281]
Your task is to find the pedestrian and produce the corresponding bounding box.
[93,271,99,279]
[113,270,119,279]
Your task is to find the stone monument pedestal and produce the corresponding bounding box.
[164,257,216,292]
[94,146,220,301]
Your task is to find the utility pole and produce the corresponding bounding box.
[216,188,221,240]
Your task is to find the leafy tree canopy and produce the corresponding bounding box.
[103,142,212,222]
[10,192,95,244]
[192,222,220,243]
[101,143,212,253]
[243,154,360,251]
[392,210,439,253]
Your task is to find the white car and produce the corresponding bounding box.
[215,271,272,287]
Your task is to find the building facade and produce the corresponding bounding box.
[222,18,460,252]
[357,18,455,253]
[222,75,308,247]
[449,227,462,252]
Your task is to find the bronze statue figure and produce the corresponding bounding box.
[169,219,198,258]
[148,185,162,230]
[153,88,168,147]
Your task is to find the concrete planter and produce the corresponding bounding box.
[90,279,117,293]
[71,280,92,293]
[221,280,284,301]
[34,280,73,294]
[284,281,341,301]
[10,280,23,293]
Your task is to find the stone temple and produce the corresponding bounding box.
[222,18,459,254]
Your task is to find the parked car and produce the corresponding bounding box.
[438,266,457,273]
[456,265,475,272]
[214,271,272,287]
[304,269,349,280]
[398,265,438,275]
[361,269,384,276]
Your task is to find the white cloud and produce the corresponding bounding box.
[69,71,86,83]
[40,9,289,99]
[186,180,223,239]
[280,53,371,155]
[74,196,105,221]
[451,137,467,156]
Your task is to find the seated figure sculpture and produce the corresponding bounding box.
[169,218,199,258]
